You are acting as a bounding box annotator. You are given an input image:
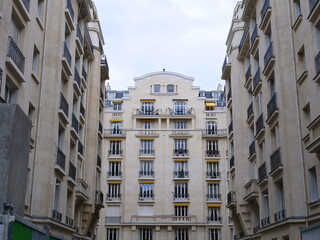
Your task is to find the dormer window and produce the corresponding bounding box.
[153,85,161,93]
[167,84,174,92]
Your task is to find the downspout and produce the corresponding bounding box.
[286,0,309,221]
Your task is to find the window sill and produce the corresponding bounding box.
[31,72,40,84]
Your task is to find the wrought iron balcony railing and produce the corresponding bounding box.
[66,0,74,20]
[107,171,122,178]
[206,172,220,179]
[207,194,221,201]
[69,161,76,181]
[95,190,104,204]
[274,209,286,222]
[253,68,261,90]
[97,155,101,168]
[108,150,123,156]
[249,141,256,157]
[72,113,79,133]
[7,36,25,73]
[270,147,282,172]
[258,162,267,182]
[230,155,235,169]
[52,210,62,222]
[255,113,264,135]
[227,191,236,205]
[205,150,220,158]
[173,171,189,178]
[56,147,66,170]
[74,68,81,89]
[107,193,121,201]
[207,216,222,223]
[173,193,189,200]
[245,65,252,83]
[247,102,254,120]
[139,193,154,200]
[139,171,154,178]
[261,216,270,227]
[264,42,274,68]
[59,93,69,117]
[173,149,188,156]
[63,42,72,67]
[140,149,155,156]
[251,25,258,46]
[261,0,271,22]
[76,25,83,46]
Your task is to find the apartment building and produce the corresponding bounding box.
[0,0,108,239]
[222,0,320,239]
[100,71,231,240]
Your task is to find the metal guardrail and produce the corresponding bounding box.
[56,147,66,170]
[59,93,69,117]
[7,36,25,73]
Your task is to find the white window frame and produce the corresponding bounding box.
[140,140,154,155]
[206,121,217,134]
[208,183,220,198]
[111,122,122,134]
[209,228,221,240]
[174,182,188,199]
[110,141,121,155]
[139,228,153,240]
[309,167,319,202]
[113,103,122,111]
[139,183,154,199]
[174,102,186,115]
[175,206,188,217]
[208,207,221,222]
[108,183,121,199]
[174,228,189,240]
[140,161,154,177]
[153,84,160,93]
[106,228,119,240]
[109,162,121,177]
[141,102,154,115]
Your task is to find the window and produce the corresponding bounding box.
[206,121,217,135]
[262,190,269,218]
[174,102,186,115]
[174,139,188,156]
[141,102,154,115]
[309,167,319,202]
[174,121,187,129]
[206,141,219,157]
[174,182,188,199]
[4,84,13,103]
[153,84,160,92]
[107,183,121,200]
[53,179,61,211]
[10,16,21,45]
[167,84,175,92]
[140,161,154,177]
[139,228,153,240]
[109,141,121,156]
[142,121,153,129]
[256,92,263,116]
[140,140,154,155]
[275,180,285,212]
[174,228,188,240]
[175,206,188,217]
[32,46,40,75]
[271,124,280,151]
[106,228,119,240]
[37,0,44,20]
[106,206,120,223]
[207,162,219,178]
[208,207,221,222]
[209,229,221,240]
[113,103,122,111]
[108,162,121,177]
[297,46,306,75]
[111,122,122,134]
[174,161,188,178]
[139,183,154,200]
[250,161,257,179]
[207,183,220,200]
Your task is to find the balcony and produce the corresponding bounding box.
[65,0,75,30]
[173,149,188,157]
[104,129,126,139]
[73,68,81,95]
[62,42,72,76]
[59,93,69,124]
[68,161,76,182]
[249,141,256,160]
[202,129,227,138]
[206,172,220,179]
[173,193,189,201]
[253,225,260,234]
[108,150,123,157]
[308,0,320,22]
[170,130,192,137]
[230,155,235,170]
[65,216,73,227]
[245,65,253,88]
[136,130,159,138]
[205,150,220,158]
[71,113,79,140]
[247,102,254,124]
[244,179,258,202]
[221,56,231,80]
[250,25,259,54]
[105,216,121,225]
[131,215,196,224]
[167,108,194,116]
[7,36,25,80]
[238,24,250,61]
[76,25,84,55]
[263,42,275,76]
[207,216,222,224]
[258,162,268,185]
[140,149,155,156]
[95,190,104,208]
[139,193,154,201]
[260,0,271,31]
[207,194,221,201]
[252,68,262,95]
[80,103,85,122]
[227,191,236,208]
[270,147,282,175]
[84,24,94,60]
[107,193,121,201]
[228,121,233,137]
[274,209,286,222]
[107,171,122,179]
[255,113,265,140]
[56,147,66,172]
[97,155,101,168]
[52,210,62,222]
[139,171,154,178]
[261,216,270,228]
[266,93,279,124]
[135,108,160,116]
[173,171,189,179]
[314,51,320,83]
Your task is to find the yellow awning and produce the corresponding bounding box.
[109,119,123,122]
[207,204,221,207]
[205,102,216,107]
[140,99,156,102]
[173,159,188,162]
[139,181,154,184]
[107,182,121,184]
[206,160,219,163]
[174,203,189,206]
[108,139,122,141]
[113,102,123,104]
[206,179,221,182]
[140,137,155,140]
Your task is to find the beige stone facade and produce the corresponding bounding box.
[101,71,232,240]
[0,0,108,239]
[222,0,320,239]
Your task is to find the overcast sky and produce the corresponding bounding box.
[94,0,239,91]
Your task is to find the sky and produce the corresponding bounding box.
[94,0,240,91]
